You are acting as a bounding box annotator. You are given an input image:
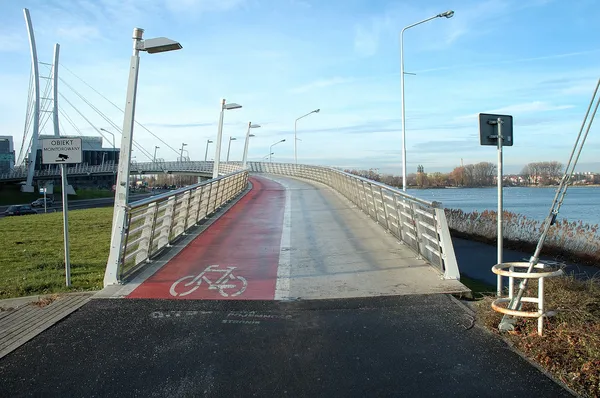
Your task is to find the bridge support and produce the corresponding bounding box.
[21,8,40,193]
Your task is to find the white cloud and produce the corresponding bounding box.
[289,77,353,94]
[56,26,100,41]
[353,16,390,57]
[164,0,245,13]
[0,33,26,53]
[486,101,575,114]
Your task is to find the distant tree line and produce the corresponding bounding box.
[344,160,570,188]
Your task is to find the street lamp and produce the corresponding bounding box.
[105,27,182,287]
[400,10,454,191]
[100,128,116,149]
[204,139,213,161]
[294,109,320,164]
[213,98,242,178]
[153,145,160,162]
[270,139,285,163]
[180,142,187,162]
[242,122,260,168]
[262,153,273,160]
[226,136,237,162]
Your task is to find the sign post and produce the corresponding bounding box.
[478,113,513,297]
[39,187,47,213]
[42,138,82,287]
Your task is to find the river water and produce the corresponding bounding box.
[407,186,600,226]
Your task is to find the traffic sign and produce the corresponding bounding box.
[479,113,513,146]
[42,138,83,164]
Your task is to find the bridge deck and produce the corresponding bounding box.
[122,175,468,300]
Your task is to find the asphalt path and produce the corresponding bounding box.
[0,296,572,397]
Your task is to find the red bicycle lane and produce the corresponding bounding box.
[127,176,285,300]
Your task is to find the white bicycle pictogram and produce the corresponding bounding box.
[169,265,248,298]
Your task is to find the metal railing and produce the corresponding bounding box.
[114,166,248,280]
[0,160,216,181]
[248,162,460,280]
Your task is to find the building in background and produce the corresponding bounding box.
[34,135,120,171]
[0,136,15,173]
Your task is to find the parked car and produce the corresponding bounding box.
[4,205,38,216]
[31,197,54,207]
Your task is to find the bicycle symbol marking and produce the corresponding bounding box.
[169,265,248,298]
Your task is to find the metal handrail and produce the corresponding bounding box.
[248,161,460,280]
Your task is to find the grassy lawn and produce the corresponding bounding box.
[0,208,113,299]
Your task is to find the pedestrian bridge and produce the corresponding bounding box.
[0,161,220,183]
[103,162,469,300]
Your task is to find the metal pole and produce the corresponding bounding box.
[294,119,298,165]
[205,140,211,161]
[43,187,47,213]
[61,164,71,287]
[153,146,158,162]
[242,122,251,168]
[226,137,232,162]
[213,100,225,179]
[400,29,407,192]
[23,8,40,192]
[497,117,504,297]
[52,44,60,138]
[180,143,184,162]
[104,28,142,287]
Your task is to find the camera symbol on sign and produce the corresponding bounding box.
[56,154,69,162]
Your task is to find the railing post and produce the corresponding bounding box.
[135,202,157,265]
[380,187,391,232]
[194,186,204,224]
[178,190,192,235]
[157,196,176,249]
[434,207,460,280]
[410,202,425,259]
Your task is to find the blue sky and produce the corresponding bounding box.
[1,0,599,174]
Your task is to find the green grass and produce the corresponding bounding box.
[459,275,496,299]
[0,208,113,299]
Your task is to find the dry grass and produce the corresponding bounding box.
[446,209,600,265]
[476,275,600,397]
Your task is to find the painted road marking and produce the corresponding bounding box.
[127,176,285,300]
[150,310,213,318]
[275,180,292,300]
[169,265,247,298]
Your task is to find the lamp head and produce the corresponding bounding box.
[230,137,237,141]
[207,139,213,143]
[138,37,183,54]
[250,123,261,128]
[224,102,242,110]
[438,10,454,18]
[249,134,256,137]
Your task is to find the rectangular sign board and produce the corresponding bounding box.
[42,138,83,164]
[479,113,513,146]
[0,153,15,161]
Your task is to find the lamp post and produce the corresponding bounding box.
[100,128,116,150]
[153,145,159,162]
[105,28,182,287]
[294,109,320,164]
[242,122,260,168]
[226,136,237,162]
[213,98,242,178]
[204,139,213,161]
[270,139,286,163]
[400,10,454,191]
[180,142,187,162]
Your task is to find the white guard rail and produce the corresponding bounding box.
[247,162,460,280]
[116,167,248,280]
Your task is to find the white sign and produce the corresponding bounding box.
[42,138,82,164]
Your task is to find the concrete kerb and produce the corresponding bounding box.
[95,180,254,299]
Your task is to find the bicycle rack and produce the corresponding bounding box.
[491,262,563,336]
